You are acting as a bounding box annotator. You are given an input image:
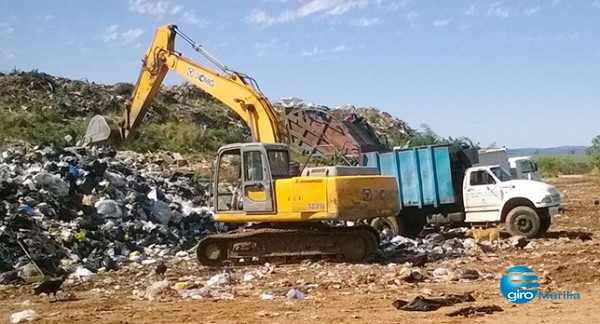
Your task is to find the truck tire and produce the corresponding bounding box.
[370,217,403,237]
[537,214,551,237]
[505,206,541,239]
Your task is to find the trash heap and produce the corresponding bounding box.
[379,231,470,265]
[0,142,223,282]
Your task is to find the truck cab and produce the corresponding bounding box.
[508,156,542,181]
[463,164,560,237]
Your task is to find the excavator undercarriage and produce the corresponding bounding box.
[195,222,380,266]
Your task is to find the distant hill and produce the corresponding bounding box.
[507,146,589,157]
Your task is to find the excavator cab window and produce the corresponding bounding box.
[267,150,290,179]
[244,151,264,181]
[241,148,275,213]
[215,149,243,211]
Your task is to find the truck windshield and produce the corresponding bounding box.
[491,166,512,182]
[520,160,534,173]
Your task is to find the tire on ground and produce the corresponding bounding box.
[537,213,551,237]
[505,206,541,239]
[370,216,403,236]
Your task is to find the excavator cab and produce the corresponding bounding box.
[214,142,291,214]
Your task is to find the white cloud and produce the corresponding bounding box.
[102,24,119,42]
[245,0,372,26]
[485,2,509,18]
[433,19,451,27]
[128,0,181,16]
[0,22,14,39]
[515,32,580,43]
[352,17,380,27]
[301,47,322,56]
[182,12,209,27]
[254,39,277,57]
[464,4,476,16]
[383,0,410,11]
[405,11,418,22]
[121,28,144,43]
[332,44,347,52]
[102,25,145,44]
[301,44,351,56]
[522,6,539,16]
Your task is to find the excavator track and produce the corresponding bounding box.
[196,223,380,266]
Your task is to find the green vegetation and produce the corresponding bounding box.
[532,155,594,177]
[585,135,600,169]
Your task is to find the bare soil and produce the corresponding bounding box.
[3,175,600,324]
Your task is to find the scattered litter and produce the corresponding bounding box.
[392,293,475,312]
[9,309,39,323]
[446,305,504,317]
[261,293,274,300]
[286,288,305,300]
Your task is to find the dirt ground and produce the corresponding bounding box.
[3,175,600,324]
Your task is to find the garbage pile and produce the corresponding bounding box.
[0,143,223,282]
[379,231,470,266]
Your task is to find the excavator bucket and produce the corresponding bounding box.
[82,115,123,146]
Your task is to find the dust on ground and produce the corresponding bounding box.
[3,175,600,324]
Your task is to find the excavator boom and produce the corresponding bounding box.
[83,24,283,145]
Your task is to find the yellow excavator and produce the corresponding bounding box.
[83,24,400,266]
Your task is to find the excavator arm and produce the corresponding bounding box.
[83,24,283,145]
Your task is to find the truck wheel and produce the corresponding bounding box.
[505,206,541,239]
[370,217,403,237]
[537,214,551,237]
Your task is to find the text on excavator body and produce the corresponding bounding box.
[187,68,215,87]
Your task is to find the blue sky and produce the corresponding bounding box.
[2,0,599,148]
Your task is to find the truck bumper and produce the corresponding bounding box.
[548,205,560,218]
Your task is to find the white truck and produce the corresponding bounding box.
[363,144,560,238]
[476,148,542,181]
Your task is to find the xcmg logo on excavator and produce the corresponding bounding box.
[187,68,215,87]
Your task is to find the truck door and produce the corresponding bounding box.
[464,170,503,212]
[241,149,275,213]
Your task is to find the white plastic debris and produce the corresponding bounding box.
[151,201,172,225]
[10,309,39,323]
[145,279,172,301]
[206,273,230,286]
[33,172,69,197]
[261,293,274,300]
[175,251,189,258]
[22,179,36,190]
[95,199,123,218]
[285,288,305,300]
[70,266,95,283]
[103,170,127,187]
